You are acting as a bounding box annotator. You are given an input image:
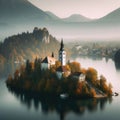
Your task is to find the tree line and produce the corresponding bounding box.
[6,58,112,98]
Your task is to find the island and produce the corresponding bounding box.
[6,40,112,99]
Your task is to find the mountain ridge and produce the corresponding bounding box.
[0,0,120,41]
[0,0,53,23]
[97,8,120,22]
[46,11,60,20]
[62,14,92,22]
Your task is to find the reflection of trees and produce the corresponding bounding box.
[115,62,120,70]
[0,62,21,78]
[7,86,112,120]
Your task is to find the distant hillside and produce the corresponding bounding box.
[0,27,60,63]
[98,8,120,23]
[0,0,52,22]
[0,0,54,39]
[0,0,120,41]
[0,27,71,77]
[62,14,92,22]
[46,11,60,20]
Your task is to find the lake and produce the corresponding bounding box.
[0,57,120,120]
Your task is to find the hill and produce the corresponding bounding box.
[49,8,120,41]
[98,8,120,23]
[62,14,92,22]
[0,0,120,41]
[0,0,54,39]
[0,27,62,77]
[0,27,60,61]
[46,11,60,20]
[0,0,52,22]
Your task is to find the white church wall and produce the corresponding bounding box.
[41,63,50,70]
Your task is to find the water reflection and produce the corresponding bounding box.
[7,86,112,120]
[115,62,120,70]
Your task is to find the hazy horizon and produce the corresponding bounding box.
[28,0,120,19]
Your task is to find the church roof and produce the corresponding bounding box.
[59,39,65,51]
[56,66,70,72]
[41,56,56,64]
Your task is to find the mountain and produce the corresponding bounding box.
[50,8,120,41]
[0,0,120,42]
[62,14,92,22]
[46,11,60,20]
[0,0,54,40]
[98,8,120,23]
[0,0,52,22]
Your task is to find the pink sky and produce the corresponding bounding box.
[28,0,120,19]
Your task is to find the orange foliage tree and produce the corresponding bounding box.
[86,67,98,85]
[68,61,81,73]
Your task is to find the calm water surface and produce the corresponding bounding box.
[0,58,120,120]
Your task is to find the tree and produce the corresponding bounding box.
[100,75,108,93]
[14,69,20,80]
[68,61,81,73]
[107,83,113,96]
[90,88,96,97]
[55,61,61,68]
[25,59,33,75]
[86,67,98,84]
[7,74,13,84]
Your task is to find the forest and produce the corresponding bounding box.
[6,58,112,98]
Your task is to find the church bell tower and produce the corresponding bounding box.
[59,39,66,66]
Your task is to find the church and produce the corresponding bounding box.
[41,39,70,79]
[56,39,71,79]
[41,39,66,69]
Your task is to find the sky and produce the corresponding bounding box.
[28,0,120,19]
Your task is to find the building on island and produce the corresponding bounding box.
[56,66,71,79]
[72,72,86,82]
[40,39,86,80]
[41,54,56,70]
[41,39,72,79]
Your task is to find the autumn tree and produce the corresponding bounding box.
[25,59,33,75]
[14,69,20,80]
[89,88,96,97]
[86,67,98,85]
[6,74,13,84]
[68,61,81,73]
[107,83,113,96]
[99,75,109,94]
[55,61,61,68]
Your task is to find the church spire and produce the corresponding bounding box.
[60,39,64,51]
[51,52,54,58]
[59,39,66,66]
